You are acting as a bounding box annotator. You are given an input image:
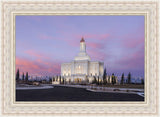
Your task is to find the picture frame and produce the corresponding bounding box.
[0,0,159,116]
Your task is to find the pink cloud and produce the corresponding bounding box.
[114,46,144,70]
[69,41,79,47]
[17,50,62,76]
[25,50,50,60]
[86,42,105,49]
[87,49,106,61]
[16,57,61,76]
[121,26,144,48]
[69,41,104,49]
[123,36,144,48]
[16,57,46,75]
[67,33,109,49]
[65,33,109,47]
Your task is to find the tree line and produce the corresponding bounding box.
[16,68,143,85]
[16,68,29,82]
[101,67,132,85]
[120,72,131,85]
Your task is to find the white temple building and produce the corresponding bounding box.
[61,37,104,84]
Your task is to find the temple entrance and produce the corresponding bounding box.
[74,78,82,84]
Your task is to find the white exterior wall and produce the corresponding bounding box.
[72,60,89,75]
[89,62,104,76]
[99,62,104,76]
[61,63,72,76]
[61,61,103,78]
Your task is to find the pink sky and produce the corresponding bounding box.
[16,16,144,78]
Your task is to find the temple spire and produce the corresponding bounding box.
[74,37,91,61]
[80,37,85,43]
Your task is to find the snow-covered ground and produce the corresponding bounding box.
[16,84,54,90]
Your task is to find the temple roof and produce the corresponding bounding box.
[80,37,85,42]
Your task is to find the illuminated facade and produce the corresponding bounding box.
[61,37,104,83]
